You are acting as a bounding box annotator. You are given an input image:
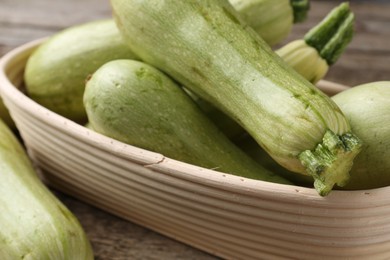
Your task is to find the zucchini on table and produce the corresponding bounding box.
[0,119,93,259]
[110,0,362,196]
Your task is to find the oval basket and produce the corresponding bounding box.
[1,39,390,260]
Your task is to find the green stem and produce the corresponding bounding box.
[304,2,354,65]
[298,130,362,196]
[290,0,310,23]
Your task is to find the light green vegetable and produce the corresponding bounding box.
[332,82,390,190]
[24,19,138,123]
[189,2,354,140]
[0,119,93,259]
[236,2,355,182]
[24,0,309,125]
[277,40,329,84]
[111,0,362,195]
[23,0,309,124]
[229,0,310,46]
[84,59,291,185]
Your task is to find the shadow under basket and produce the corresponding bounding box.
[1,39,390,260]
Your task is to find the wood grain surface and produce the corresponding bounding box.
[1,0,389,259]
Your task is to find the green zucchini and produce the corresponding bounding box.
[229,0,310,46]
[111,0,362,195]
[189,2,354,140]
[332,82,390,190]
[276,40,329,84]
[24,19,138,123]
[0,119,93,259]
[236,2,355,183]
[84,59,291,185]
[23,0,309,124]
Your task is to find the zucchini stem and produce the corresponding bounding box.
[304,2,354,65]
[298,130,362,196]
[290,0,310,23]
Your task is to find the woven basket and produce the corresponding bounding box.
[1,39,389,260]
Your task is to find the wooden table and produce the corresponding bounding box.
[1,1,389,259]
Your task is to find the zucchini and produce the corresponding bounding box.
[236,2,355,183]
[332,82,390,190]
[0,119,93,259]
[229,0,310,46]
[83,59,291,185]
[276,40,329,84]
[189,2,354,140]
[110,0,362,195]
[24,0,309,124]
[24,19,138,123]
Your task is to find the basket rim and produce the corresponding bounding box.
[1,38,389,205]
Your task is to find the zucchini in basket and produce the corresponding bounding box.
[23,0,308,124]
[232,2,355,185]
[110,0,362,196]
[83,59,291,185]
[332,82,390,190]
[0,119,93,259]
[188,2,355,140]
[229,0,310,46]
[24,19,139,124]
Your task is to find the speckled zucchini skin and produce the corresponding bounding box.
[24,19,138,123]
[84,59,291,184]
[0,119,93,259]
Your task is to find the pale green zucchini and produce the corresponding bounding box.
[84,59,291,185]
[111,0,362,195]
[190,2,354,140]
[332,82,390,190]
[24,19,138,123]
[0,119,93,259]
[23,0,308,124]
[23,0,304,125]
[229,0,310,46]
[276,40,329,85]
[235,2,355,184]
